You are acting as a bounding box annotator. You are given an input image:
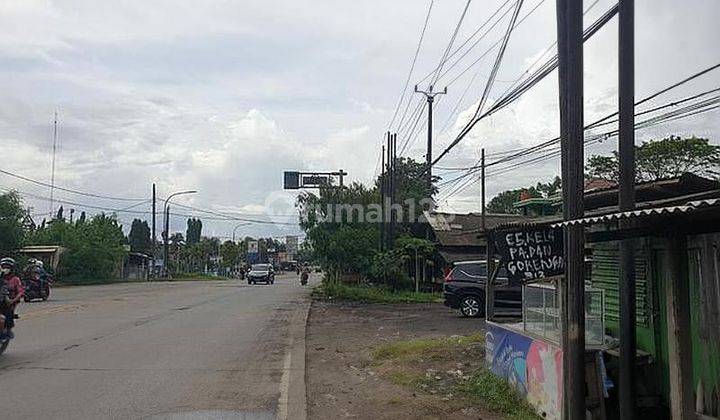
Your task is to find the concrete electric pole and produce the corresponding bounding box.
[414,85,447,197]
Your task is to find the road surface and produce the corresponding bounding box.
[0,273,314,420]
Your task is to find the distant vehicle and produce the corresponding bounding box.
[442,260,521,318]
[247,264,275,285]
[280,261,298,271]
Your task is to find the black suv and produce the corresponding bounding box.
[443,260,521,317]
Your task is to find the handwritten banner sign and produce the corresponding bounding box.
[493,227,564,283]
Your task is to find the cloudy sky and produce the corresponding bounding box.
[1,0,718,240]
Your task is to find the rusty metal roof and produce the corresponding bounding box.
[551,198,720,227]
[423,211,527,246]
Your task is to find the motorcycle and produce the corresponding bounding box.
[0,289,17,356]
[23,272,52,302]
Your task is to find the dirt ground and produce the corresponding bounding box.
[305,300,505,420]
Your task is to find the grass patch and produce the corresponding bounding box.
[371,333,541,420]
[456,370,540,420]
[373,333,484,361]
[386,371,429,387]
[313,282,441,304]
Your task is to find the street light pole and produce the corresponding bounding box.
[232,222,251,243]
[162,190,197,277]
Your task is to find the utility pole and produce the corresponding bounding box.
[338,169,347,187]
[618,0,637,418]
[380,142,386,252]
[481,148,486,231]
[389,133,397,247]
[414,85,447,198]
[556,0,586,418]
[49,110,58,215]
[481,148,495,320]
[152,183,157,251]
[164,205,170,276]
[386,133,394,248]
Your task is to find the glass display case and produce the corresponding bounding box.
[522,282,605,347]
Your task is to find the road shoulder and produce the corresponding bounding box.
[276,295,311,420]
[305,300,498,420]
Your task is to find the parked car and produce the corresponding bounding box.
[443,260,521,317]
[247,264,275,285]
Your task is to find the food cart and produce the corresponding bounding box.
[486,226,610,420]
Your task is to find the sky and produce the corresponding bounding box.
[1,0,719,241]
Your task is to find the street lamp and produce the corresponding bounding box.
[163,190,197,277]
[232,222,251,242]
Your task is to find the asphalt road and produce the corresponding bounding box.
[0,272,316,420]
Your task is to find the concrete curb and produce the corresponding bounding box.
[276,298,311,420]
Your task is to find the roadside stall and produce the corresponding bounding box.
[485,191,720,419]
[485,225,609,420]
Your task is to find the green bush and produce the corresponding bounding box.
[27,214,126,281]
[313,282,440,304]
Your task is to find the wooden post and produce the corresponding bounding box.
[556,0,586,418]
[618,0,637,417]
[482,148,494,320]
[481,148,486,231]
[485,235,495,321]
[380,142,386,252]
[666,234,694,420]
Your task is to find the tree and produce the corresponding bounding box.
[0,191,26,256]
[486,176,562,214]
[220,240,241,268]
[586,135,720,181]
[395,235,434,292]
[297,182,379,280]
[128,219,152,253]
[296,157,440,287]
[28,213,126,280]
[186,218,202,245]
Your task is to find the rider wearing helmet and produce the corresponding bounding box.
[0,257,24,338]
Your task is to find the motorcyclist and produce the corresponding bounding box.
[300,265,310,285]
[0,257,24,339]
[22,258,49,300]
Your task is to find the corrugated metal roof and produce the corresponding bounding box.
[423,211,527,246]
[552,198,720,228]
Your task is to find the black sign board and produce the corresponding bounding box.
[493,227,564,283]
[284,171,300,189]
[301,175,330,187]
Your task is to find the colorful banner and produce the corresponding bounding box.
[486,324,563,420]
[486,324,532,395]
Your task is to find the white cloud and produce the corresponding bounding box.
[0,0,717,232]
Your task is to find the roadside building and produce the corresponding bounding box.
[123,252,153,281]
[16,245,65,273]
[423,211,525,268]
[484,173,720,419]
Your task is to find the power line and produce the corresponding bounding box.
[436,0,549,87]
[3,186,300,226]
[439,91,720,200]
[429,0,473,86]
[430,3,619,168]
[415,0,516,87]
[0,168,146,202]
[429,0,525,199]
[470,0,524,121]
[387,0,434,130]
